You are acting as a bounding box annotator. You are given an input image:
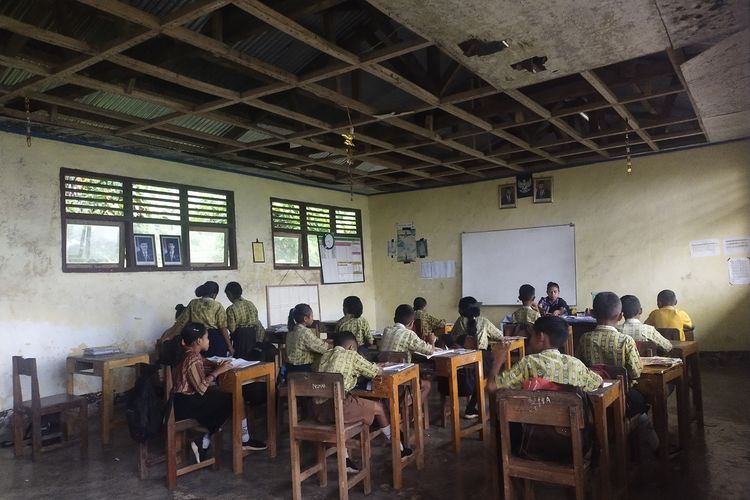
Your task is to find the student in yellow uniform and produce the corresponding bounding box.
[644,289,693,341]
[619,295,673,355]
[173,281,233,358]
[511,284,541,324]
[334,296,373,349]
[225,281,266,342]
[380,304,435,406]
[314,331,412,472]
[286,303,328,374]
[413,297,445,337]
[451,296,503,349]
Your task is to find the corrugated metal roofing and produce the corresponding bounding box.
[125,0,195,17]
[236,129,273,143]
[171,115,233,136]
[76,91,175,120]
[0,67,34,88]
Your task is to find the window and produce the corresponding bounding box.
[61,168,236,272]
[270,198,362,268]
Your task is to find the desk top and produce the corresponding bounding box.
[670,340,699,355]
[641,362,683,376]
[68,352,149,363]
[587,379,621,400]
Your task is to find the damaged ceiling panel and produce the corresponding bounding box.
[657,0,749,48]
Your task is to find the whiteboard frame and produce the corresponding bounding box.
[461,223,577,306]
[265,284,322,326]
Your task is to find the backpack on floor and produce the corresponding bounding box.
[126,363,168,443]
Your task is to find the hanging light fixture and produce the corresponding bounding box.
[624,118,632,174]
[24,96,32,147]
[342,108,355,200]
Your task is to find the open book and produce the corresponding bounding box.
[206,357,261,370]
[381,362,412,372]
[641,356,683,367]
[413,348,474,359]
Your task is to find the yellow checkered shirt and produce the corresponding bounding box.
[286,323,329,366]
[175,297,227,330]
[415,310,443,335]
[314,346,380,402]
[511,306,541,325]
[334,315,373,346]
[578,325,642,381]
[227,298,266,341]
[619,319,673,355]
[451,315,503,350]
[644,307,693,341]
[496,349,603,392]
[380,323,433,362]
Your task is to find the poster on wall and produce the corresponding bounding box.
[689,239,721,257]
[396,224,417,263]
[724,236,750,255]
[728,257,750,285]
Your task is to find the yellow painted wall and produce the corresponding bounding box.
[0,132,373,409]
[368,141,750,352]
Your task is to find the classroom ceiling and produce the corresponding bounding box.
[0,0,747,194]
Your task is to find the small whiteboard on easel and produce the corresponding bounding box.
[266,284,321,326]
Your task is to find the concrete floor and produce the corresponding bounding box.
[2,361,749,500]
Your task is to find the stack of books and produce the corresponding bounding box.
[83,346,122,356]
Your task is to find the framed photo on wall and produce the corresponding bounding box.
[498,182,517,209]
[533,177,553,203]
[133,234,156,266]
[252,240,265,263]
[160,235,183,266]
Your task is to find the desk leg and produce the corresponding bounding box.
[676,370,690,448]
[101,365,113,446]
[412,376,424,469]
[690,354,704,427]
[66,358,76,395]
[449,365,461,454]
[505,351,511,371]
[267,374,277,459]
[613,395,627,497]
[389,383,403,489]
[476,360,488,444]
[592,399,610,500]
[652,381,669,468]
[231,382,244,474]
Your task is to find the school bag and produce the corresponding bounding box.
[126,363,170,443]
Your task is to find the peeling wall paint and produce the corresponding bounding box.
[0,132,375,411]
[369,141,750,351]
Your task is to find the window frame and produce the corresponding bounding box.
[60,168,237,273]
[270,197,363,270]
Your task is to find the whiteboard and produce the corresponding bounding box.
[266,285,321,326]
[320,237,365,284]
[461,224,576,306]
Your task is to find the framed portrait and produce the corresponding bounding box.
[498,183,517,209]
[533,177,553,203]
[133,234,156,266]
[252,240,265,263]
[160,235,183,266]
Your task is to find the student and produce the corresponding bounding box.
[380,304,435,405]
[225,281,265,342]
[173,323,265,462]
[315,331,412,471]
[619,295,673,355]
[413,297,445,337]
[644,289,693,341]
[538,281,571,316]
[334,296,374,348]
[286,303,328,373]
[173,281,233,358]
[512,285,541,324]
[451,296,503,349]
[486,316,602,392]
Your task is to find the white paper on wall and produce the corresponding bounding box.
[728,258,750,285]
[689,239,721,257]
[723,236,750,255]
[420,260,456,279]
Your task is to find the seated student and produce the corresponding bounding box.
[644,289,693,341]
[286,303,329,373]
[451,296,503,348]
[512,285,541,324]
[486,316,602,392]
[619,295,673,355]
[413,297,446,337]
[225,281,266,343]
[538,281,572,316]
[334,296,374,349]
[315,331,412,471]
[157,304,188,366]
[380,304,435,405]
[173,323,265,462]
[171,281,233,358]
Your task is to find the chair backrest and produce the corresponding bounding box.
[464,335,478,350]
[496,389,585,429]
[12,356,41,411]
[377,351,407,363]
[656,328,680,341]
[683,328,695,341]
[413,318,423,338]
[504,323,534,338]
[287,372,345,427]
[635,340,660,357]
[310,320,322,337]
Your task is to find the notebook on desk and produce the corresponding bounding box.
[206,357,261,369]
[641,356,683,367]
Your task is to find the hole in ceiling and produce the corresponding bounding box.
[510,56,548,74]
[458,38,509,57]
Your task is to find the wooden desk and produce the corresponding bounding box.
[351,363,424,489]
[217,361,277,474]
[489,337,526,370]
[588,379,627,500]
[432,350,488,453]
[670,340,703,427]
[638,362,689,467]
[66,352,149,445]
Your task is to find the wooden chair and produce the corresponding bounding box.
[413,318,423,339]
[496,389,591,500]
[164,365,221,490]
[683,328,695,341]
[635,340,661,357]
[656,328,681,341]
[12,356,88,460]
[288,372,371,500]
